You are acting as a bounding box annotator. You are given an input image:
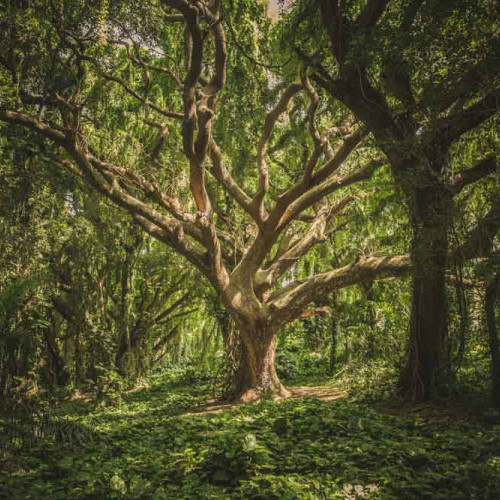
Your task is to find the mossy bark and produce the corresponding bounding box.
[233,326,290,402]
[399,188,453,401]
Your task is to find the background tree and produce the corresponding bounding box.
[284,0,500,400]
[0,131,199,396]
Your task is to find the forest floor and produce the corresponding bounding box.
[1,372,500,499]
[191,384,345,415]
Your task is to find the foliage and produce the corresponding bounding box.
[2,372,500,499]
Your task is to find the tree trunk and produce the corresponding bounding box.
[115,327,146,376]
[42,320,69,386]
[453,258,468,366]
[115,253,131,375]
[362,283,377,359]
[329,291,338,375]
[215,306,239,397]
[0,360,7,396]
[399,189,452,402]
[114,339,129,375]
[233,325,290,402]
[485,274,500,409]
[74,325,82,387]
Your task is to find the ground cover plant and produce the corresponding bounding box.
[2,369,500,499]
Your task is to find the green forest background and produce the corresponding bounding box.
[1,0,500,498]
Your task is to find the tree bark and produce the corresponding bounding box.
[114,338,129,375]
[74,325,82,387]
[233,325,290,402]
[329,291,338,375]
[453,258,468,366]
[42,319,69,386]
[115,322,149,376]
[362,282,377,359]
[398,188,453,402]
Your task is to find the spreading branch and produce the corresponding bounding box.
[253,82,303,216]
[439,85,500,146]
[265,254,411,325]
[450,156,497,194]
[356,0,390,29]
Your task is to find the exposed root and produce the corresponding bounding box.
[234,384,292,403]
[237,389,260,403]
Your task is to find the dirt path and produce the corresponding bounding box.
[187,385,345,416]
[289,385,345,401]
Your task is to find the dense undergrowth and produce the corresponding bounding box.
[1,367,500,500]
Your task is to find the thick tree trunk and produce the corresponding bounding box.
[399,189,453,402]
[485,274,500,409]
[233,325,290,402]
[0,348,16,396]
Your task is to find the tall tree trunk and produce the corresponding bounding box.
[42,320,69,386]
[485,274,500,409]
[329,291,338,375]
[399,188,453,402]
[0,361,7,396]
[73,325,82,387]
[453,257,468,366]
[362,282,377,359]
[115,253,131,375]
[53,294,84,386]
[234,325,290,402]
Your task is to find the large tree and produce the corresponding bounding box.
[283,0,500,400]
[1,0,495,401]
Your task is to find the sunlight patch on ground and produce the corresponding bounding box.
[187,385,345,416]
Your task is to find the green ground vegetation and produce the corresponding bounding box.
[2,367,500,500]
